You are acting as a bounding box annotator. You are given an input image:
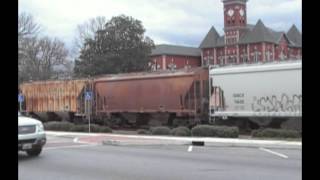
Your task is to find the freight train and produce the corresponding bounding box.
[19,61,302,130]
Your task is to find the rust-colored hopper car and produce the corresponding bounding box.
[93,67,209,126]
[19,79,91,121]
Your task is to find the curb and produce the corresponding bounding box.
[100,139,301,149]
[46,131,301,149]
[101,140,191,146]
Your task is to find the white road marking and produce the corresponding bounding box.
[73,138,78,143]
[259,147,288,159]
[44,144,99,150]
[46,141,73,144]
[188,145,193,152]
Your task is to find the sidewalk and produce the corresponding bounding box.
[46,131,302,149]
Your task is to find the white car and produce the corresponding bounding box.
[18,112,46,156]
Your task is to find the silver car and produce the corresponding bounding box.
[18,112,46,156]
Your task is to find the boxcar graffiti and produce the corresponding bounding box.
[251,94,302,113]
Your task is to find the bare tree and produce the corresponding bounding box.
[18,12,41,77]
[18,12,70,84]
[72,16,106,56]
[18,12,41,39]
[51,59,75,80]
[19,36,68,81]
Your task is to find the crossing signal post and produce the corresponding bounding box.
[18,93,24,112]
[85,91,93,133]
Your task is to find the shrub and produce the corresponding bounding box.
[151,126,171,135]
[191,125,239,138]
[137,129,151,135]
[170,127,191,136]
[70,125,89,132]
[211,126,239,138]
[191,125,215,137]
[98,126,113,133]
[44,121,74,131]
[89,124,102,132]
[251,128,300,138]
[43,121,112,133]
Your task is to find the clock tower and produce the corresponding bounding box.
[223,0,248,44]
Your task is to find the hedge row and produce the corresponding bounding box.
[170,127,191,136]
[146,125,238,138]
[150,126,171,135]
[44,121,112,133]
[44,122,299,139]
[191,125,239,138]
[251,128,300,138]
[149,126,192,136]
[43,121,74,131]
[137,129,151,135]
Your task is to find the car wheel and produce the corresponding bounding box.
[26,148,42,156]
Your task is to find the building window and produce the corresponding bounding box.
[217,56,224,65]
[203,56,209,67]
[150,61,160,71]
[288,48,292,59]
[240,49,248,63]
[209,56,214,65]
[243,55,248,63]
[265,50,272,62]
[252,50,261,62]
[227,56,236,64]
[184,60,191,69]
[167,62,177,70]
[240,49,246,63]
[279,49,286,61]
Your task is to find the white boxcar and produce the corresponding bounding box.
[209,61,302,120]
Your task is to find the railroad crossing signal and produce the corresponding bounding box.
[85,91,93,101]
[18,93,24,112]
[18,94,24,102]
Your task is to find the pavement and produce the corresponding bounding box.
[46,131,302,149]
[18,134,301,180]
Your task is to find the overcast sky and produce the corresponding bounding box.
[19,0,301,53]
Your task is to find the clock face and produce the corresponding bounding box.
[239,9,244,16]
[227,9,234,17]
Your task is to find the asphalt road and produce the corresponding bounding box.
[18,135,301,180]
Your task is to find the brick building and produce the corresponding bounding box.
[150,44,201,71]
[150,0,302,70]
